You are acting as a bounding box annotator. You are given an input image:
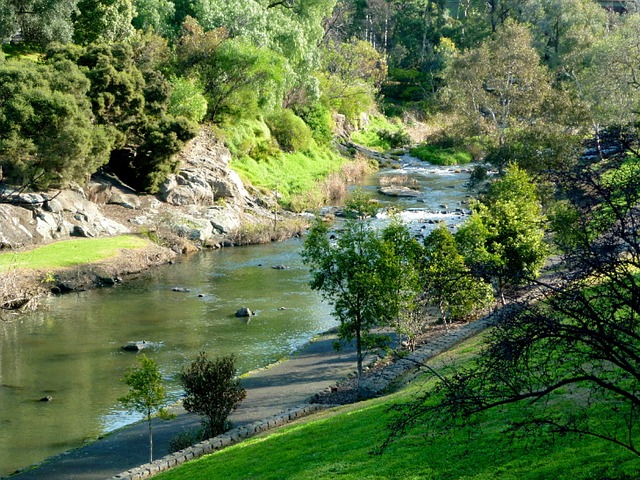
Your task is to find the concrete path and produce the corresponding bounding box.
[8,332,359,480]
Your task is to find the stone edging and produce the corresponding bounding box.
[358,316,495,398]
[109,404,330,480]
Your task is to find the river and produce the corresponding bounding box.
[0,156,476,476]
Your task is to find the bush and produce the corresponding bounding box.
[266,109,314,152]
[376,129,411,148]
[294,102,334,145]
[168,77,208,122]
[168,427,206,453]
[409,144,472,165]
[180,353,247,438]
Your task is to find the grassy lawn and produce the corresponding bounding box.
[0,235,150,271]
[155,336,640,480]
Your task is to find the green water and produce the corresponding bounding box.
[0,238,333,476]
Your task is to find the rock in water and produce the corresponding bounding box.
[235,307,253,318]
[122,341,147,352]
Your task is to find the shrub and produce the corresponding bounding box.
[266,109,314,153]
[180,353,247,438]
[409,144,472,165]
[376,128,411,148]
[168,427,206,453]
[293,102,334,145]
[168,77,208,122]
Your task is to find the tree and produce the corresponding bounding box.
[302,196,416,392]
[73,0,136,44]
[455,164,547,304]
[132,0,176,38]
[422,224,494,327]
[0,0,79,45]
[386,149,640,457]
[0,58,114,189]
[119,354,169,463]
[180,353,246,438]
[443,20,552,149]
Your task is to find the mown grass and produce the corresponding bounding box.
[0,235,150,271]
[155,335,640,480]
[410,144,473,165]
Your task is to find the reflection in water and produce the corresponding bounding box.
[0,159,475,476]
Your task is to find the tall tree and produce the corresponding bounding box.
[422,224,494,327]
[73,0,136,44]
[0,0,79,45]
[443,20,552,148]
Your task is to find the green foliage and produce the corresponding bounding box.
[293,102,334,146]
[302,211,418,389]
[226,118,345,208]
[423,225,493,324]
[73,0,135,44]
[180,353,247,438]
[0,0,79,45]
[0,57,114,189]
[119,354,169,463]
[167,77,208,122]
[266,109,314,153]
[132,0,176,38]
[409,144,473,165]
[455,164,547,302]
[349,115,408,152]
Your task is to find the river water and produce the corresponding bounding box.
[0,157,475,476]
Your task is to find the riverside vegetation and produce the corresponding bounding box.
[3,0,640,478]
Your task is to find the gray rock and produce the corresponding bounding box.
[43,199,63,213]
[122,341,147,352]
[378,186,420,198]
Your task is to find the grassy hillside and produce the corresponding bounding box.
[156,336,640,480]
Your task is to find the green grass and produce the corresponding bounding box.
[0,235,150,271]
[410,144,473,165]
[155,336,640,480]
[224,118,345,208]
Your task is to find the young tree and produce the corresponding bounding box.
[302,196,417,392]
[455,164,547,304]
[180,353,246,438]
[119,354,169,463]
[422,224,494,327]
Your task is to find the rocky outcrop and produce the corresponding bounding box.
[0,188,129,249]
[0,127,280,253]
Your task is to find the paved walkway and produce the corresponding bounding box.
[8,333,360,480]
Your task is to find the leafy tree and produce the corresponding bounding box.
[581,14,640,130]
[516,0,607,69]
[443,20,552,149]
[73,0,136,44]
[0,0,79,45]
[455,164,547,304]
[302,196,416,392]
[319,38,386,122]
[0,58,114,189]
[119,354,169,463]
[132,0,176,38]
[422,224,494,327]
[180,353,246,438]
[167,77,208,122]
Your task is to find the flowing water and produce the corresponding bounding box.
[0,158,476,476]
